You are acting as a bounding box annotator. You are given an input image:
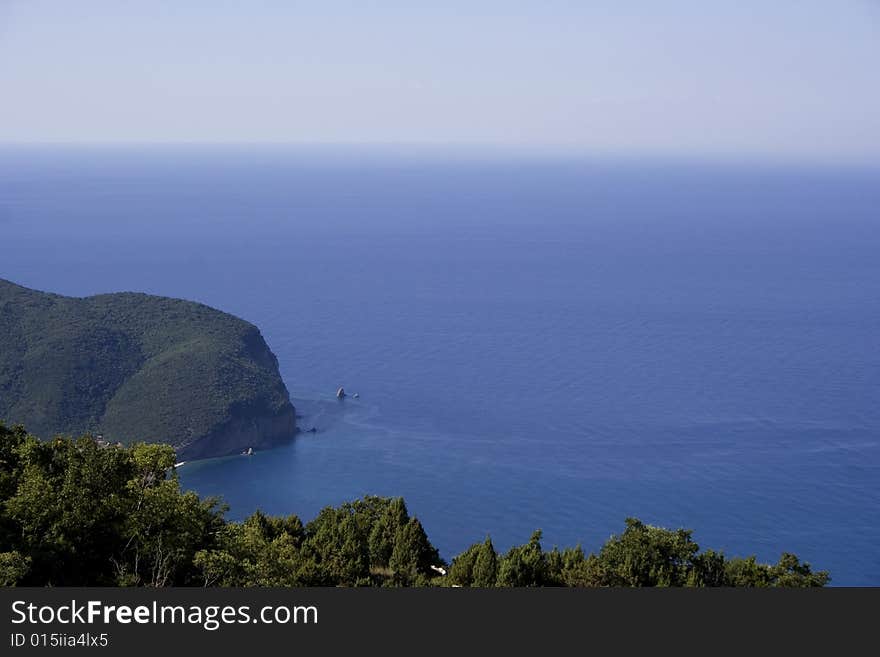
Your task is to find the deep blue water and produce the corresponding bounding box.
[1,146,878,585]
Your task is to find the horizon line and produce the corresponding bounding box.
[1,140,878,171]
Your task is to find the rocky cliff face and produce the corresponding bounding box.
[177,397,298,460]
[0,278,297,459]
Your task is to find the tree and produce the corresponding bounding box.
[597,518,700,587]
[448,542,480,586]
[367,497,409,569]
[472,537,498,587]
[0,552,30,586]
[724,553,829,587]
[194,511,310,586]
[389,518,440,586]
[724,556,771,587]
[303,507,370,586]
[689,549,726,587]
[545,546,604,587]
[769,553,829,587]
[6,435,136,585]
[497,530,546,587]
[109,443,225,586]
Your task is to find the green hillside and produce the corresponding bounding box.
[0,279,295,458]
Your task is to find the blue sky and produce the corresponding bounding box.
[1,1,878,162]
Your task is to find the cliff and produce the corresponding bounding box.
[0,279,296,458]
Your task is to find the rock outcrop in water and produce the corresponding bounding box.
[0,278,296,459]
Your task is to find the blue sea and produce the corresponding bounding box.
[1,146,878,585]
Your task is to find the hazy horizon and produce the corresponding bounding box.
[3,142,880,173]
[2,1,879,165]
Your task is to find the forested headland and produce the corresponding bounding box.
[0,423,829,587]
[0,279,295,460]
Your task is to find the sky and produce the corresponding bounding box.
[0,0,879,163]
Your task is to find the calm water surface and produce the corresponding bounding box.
[2,147,878,584]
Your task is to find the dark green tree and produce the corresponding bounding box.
[0,551,30,586]
[497,530,546,587]
[448,542,480,586]
[389,518,440,586]
[769,553,829,587]
[597,518,700,587]
[367,497,409,569]
[194,511,310,586]
[472,536,498,587]
[724,555,772,587]
[303,507,370,586]
[724,553,829,587]
[545,546,604,587]
[688,549,727,587]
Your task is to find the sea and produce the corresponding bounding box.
[1,145,878,585]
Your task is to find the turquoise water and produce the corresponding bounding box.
[2,147,878,584]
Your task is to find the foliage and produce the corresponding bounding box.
[0,423,830,587]
[544,546,604,587]
[596,517,701,586]
[724,553,829,587]
[0,422,224,585]
[388,517,439,586]
[471,537,498,587]
[498,530,547,587]
[0,551,30,586]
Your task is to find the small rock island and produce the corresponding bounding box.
[0,278,296,459]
